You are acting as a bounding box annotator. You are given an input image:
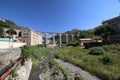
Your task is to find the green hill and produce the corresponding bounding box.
[0,18,21,29]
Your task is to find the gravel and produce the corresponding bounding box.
[55,59,101,80]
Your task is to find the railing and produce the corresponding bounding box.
[0,57,22,80]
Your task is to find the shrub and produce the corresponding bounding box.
[89,47,104,55]
[55,54,59,59]
[67,41,79,46]
[101,55,114,65]
[37,44,46,48]
[102,46,109,51]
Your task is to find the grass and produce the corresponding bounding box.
[21,45,56,69]
[55,45,120,80]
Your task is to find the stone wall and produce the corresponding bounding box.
[29,53,55,80]
[0,48,21,70]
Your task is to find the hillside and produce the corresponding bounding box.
[0,18,21,29]
[64,28,95,38]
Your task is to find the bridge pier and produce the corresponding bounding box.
[52,34,56,45]
[65,34,69,43]
[59,34,62,47]
[71,34,74,41]
[44,33,48,46]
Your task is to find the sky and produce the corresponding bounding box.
[0,0,120,33]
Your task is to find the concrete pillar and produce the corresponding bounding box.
[65,34,69,43]
[71,34,74,41]
[44,33,48,46]
[52,34,56,45]
[59,34,62,47]
[16,30,19,38]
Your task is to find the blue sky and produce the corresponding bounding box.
[0,0,120,33]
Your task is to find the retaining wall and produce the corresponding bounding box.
[0,48,21,71]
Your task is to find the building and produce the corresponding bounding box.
[79,38,93,46]
[79,38,102,46]
[102,16,120,43]
[107,34,120,44]
[21,28,43,46]
[102,16,120,33]
[3,27,43,46]
[102,16,120,27]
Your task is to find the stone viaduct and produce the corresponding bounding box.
[3,28,80,47]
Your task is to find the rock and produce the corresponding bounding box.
[54,59,100,80]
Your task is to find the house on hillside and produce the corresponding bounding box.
[79,38,102,46]
[102,15,120,44]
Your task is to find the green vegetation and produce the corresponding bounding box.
[0,19,22,37]
[80,30,95,38]
[94,26,116,39]
[0,19,20,29]
[0,27,4,38]
[21,45,56,69]
[55,45,120,80]
[89,47,104,55]
[11,69,18,78]
[42,65,48,73]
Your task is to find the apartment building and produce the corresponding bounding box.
[21,28,43,46]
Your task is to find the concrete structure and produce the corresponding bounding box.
[59,34,62,47]
[3,28,43,46]
[107,34,120,44]
[102,15,120,34]
[44,33,48,45]
[3,28,21,39]
[71,34,74,41]
[40,32,62,47]
[65,34,69,43]
[14,59,32,80]
[79,38,93,46]
[0,48,21,71]
[79,38,102,46]
[52,34,56,45]
[102,16,120,27]
[0,42,26,49]
[40,31,78,47]
[3,27,79,47]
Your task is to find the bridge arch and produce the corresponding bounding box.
[3,28,21,38]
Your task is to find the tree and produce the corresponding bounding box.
[80,30,94,38]
[0,27,4,38]
[94,26,116,39]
